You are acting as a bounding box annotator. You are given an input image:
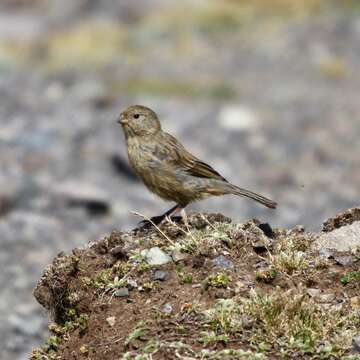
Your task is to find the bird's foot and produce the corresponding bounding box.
[134,215,183,231]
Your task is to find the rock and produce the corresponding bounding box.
[141,247,172,266]
[353,334,360,352]
[162,303,173,314]
[315,222,360,251]
[212,255,234,269]
[126,279,137,290]
[319,248,334,259]
[106,316,116,327]
[323,208,360,232]
[318,293,335,303]
[219,104,258,131]
[114,288,129,298]
[171,249,188,262]
[333,254,354,266]
[350,296,360,311]
[307,288,321,298]
[153,270,169,281]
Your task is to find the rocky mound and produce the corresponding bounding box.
[31,211,360,360]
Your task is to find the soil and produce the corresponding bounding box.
[31,212,360,360]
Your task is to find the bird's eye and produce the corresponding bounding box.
[133,113,140,119]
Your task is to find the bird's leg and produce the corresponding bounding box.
[150,204,183,225]
[136,204,184,229]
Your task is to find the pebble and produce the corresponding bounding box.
[318,293,335,303]
[307,288,321,298]
[114,288,129,298]
[319,248,334,259]
[333,254,354,266]
[162,303,173,314]
[353,334,360,352]
[153,270,169,281]
[317,222,360,251]
[106,316,116,327]
[126,279,137,290]
[212,255,234,269]
[171,249,188,262]
[141,247,172,266]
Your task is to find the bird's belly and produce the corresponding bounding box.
[127,141,208,205]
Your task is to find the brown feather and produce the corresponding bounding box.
[164,133,227,181]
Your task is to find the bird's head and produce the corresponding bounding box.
[118,105,161,138]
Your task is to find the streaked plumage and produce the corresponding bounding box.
[118,105,277,222]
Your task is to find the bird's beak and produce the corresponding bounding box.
[117,113,128,125]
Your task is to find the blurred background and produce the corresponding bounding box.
[1,0,360,358]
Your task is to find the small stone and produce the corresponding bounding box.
[319,248,334,259]
[162,303,173,314]
[141,247,172,266]
[334,254,354,266]
[127,279,137,290]
[307,288,321,298]
[171,249,188,262]
[317,221,360,251]
[350,296,360,311]
[353,334,360,352]
[114,288,129,298]
[153,270,169,281]
[318,293,336,303]
[212,255,234,269]
[106,316,116,327]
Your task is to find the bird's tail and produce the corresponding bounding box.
[227,184,277,209]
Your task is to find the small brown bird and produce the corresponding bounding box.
[118,105,276,225]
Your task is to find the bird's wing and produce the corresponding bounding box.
[162,132,228,182]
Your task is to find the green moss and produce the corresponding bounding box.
[341,271,360,285]
[205,272,231,288]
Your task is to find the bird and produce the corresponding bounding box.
[117,105,277,226]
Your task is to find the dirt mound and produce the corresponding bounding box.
[31,213,360,360]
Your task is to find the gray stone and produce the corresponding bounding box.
[114,288,129,298]
[315,222,360,251]
[171,249,188,262]
[318,293,336,303]
[153,270,169,281]
[162,303,173,314]
[334,254,354,266]
[212,255,234,269]
[126,279,137,290]
[307,288,321,298]
[353,334,360,352]
[141,247,172,266]
[319,248,334,259]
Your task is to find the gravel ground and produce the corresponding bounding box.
[0,1,359,359]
